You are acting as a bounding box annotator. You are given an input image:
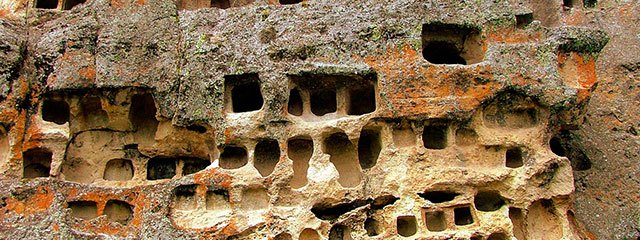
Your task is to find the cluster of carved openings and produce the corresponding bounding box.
[287,73,377,120]
[176,0,302,10]
[421,23,485,65]
[34,0,86,10]
[22,148,52,179]
[147,157,210,180]
[67,199,133,224]
[225,73,264,113]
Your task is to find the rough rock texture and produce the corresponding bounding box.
[0,0,634,239]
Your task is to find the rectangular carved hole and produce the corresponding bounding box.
[323,132,362,188]
[210,0,230,9]
[35,0,58,9]
[23,148,52,179]
[563,0,574,8]
[68,201,98,220]
[129,93,158,136]
[583,0,596,8]
[422,23,484,65]
[364,218,381,236]
[225,73,263,113]
[396,215,417,237]
[516,13,534,29]
[254,139,281,177]
[329,224,352,240]
[280,0,301,4]
[147,158,176,180]
[506,147,524,168]
[104,159,134,181]
[42,98,69,124]
[81,95,108,127]
[182,158,210,176]
[219,145,248,169]
[287,88,303,116]
[310,89,337,116]
[62,0,85,10]
[358,128,381,169]
[347,85,376,115]
[173,185,197,210]
[104,200,133,225]
[288,137,313,189]
[454,206,474,226]
[423,124,448,149]
[424,210,446,232]
[206,189,231,211]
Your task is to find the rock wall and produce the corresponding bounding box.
[0,0,631,239]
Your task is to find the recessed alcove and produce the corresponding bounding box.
[506,147,524,168]
[103,159,134,181]
[323,132,362,187]
[129,93,158,137]
[22,148,52,179]
[358,127,381,169]
[173,185,197,210]
[104,200,133,225]
[147,158,176,180]
[287,137,313,189]
[182,158,210,175]
[474,191,506,212]
[422,23,485,65]
[81,95,108,128]
[454,206,474,226]
[423,123,448,149]
[287,88,303,116]
[396,215,418,237]
[424,210,446,232]
[67,201,98,220]
[219,145,248,169]
[62,0,85,10]
[279,0,301,5]
[328,224,352,240]
[254,139,280,177]
[35,0,58,9]
[225,73,264,113]
[42,98,70,125]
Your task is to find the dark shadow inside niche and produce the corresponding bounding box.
[506,147,524,168]
[62,0,85,10]
[67,200,98,220]
[328,224,352,240]
[323,132,362,187]
[563,0,574,8]
[423,123,448,149]
[454,206,474,226]
[287,137,313,189]
[358,127,381,169]
[482,92,539,129]
[396,215,417,237]
[279,0,301,4]
[474,191,506,212]
[219,145,248,169]
[35,0,58,9]
[516,13,534,29]
[211,0,230,9]
[364,218,381,236]
[274,232,293,240]
[287,88,303,116]
[310,89,337,116]
[22,148,52,179]
[182,158,210,175]
[173,185,197,210]
[104,200,133,225]
[347,84,376,115]
[129,93,158,136]
[254,139,281,177]
[487,232,508,240]
[186,125,207,133]
[371,194,399,210]
[549,132,592,171]
[299,228,321,240]
[147,157,176,180]
[81,95,109,127]
[311,199,369,221]
[424,210,446,232]
[509,207,527,240]
[418,190,459,203]
[421,22,484,65]
[225,73,263,113]
[104,158,134,181]
[42,98,70,125]
[583,0,596,8]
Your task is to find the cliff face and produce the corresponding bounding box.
[0,0,633,239]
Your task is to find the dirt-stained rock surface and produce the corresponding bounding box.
[0,0,635,239]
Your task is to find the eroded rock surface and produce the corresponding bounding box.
[0,0,615,239]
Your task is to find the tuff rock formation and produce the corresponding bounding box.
[1,0,633,239]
